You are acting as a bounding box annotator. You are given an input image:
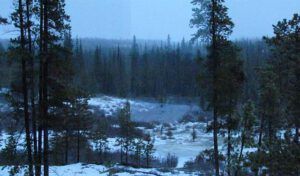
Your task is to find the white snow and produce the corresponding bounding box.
[88,96,155,117]
[88,96,200,122]
[150,122,215,168]
[0,95,259,175]
[0,88,9,94]
[0,163,200,176]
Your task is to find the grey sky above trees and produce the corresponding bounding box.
[0,0,299,41]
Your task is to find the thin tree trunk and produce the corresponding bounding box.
[146,154,149,168]
[125,147,128,165]
[213,109,219,176]
[227,127,231,176]
[211,0,219,174]
[42,0,49,175]
[99,146,103,163]
[258,116,264,149]
[239,133,245,163]
[120,146,123,164]
[234,132,245,176]
[295,123,299,144]
[37,126,42,176]
[255,114,264,176]
[77,128,80,163]
[268,117,272,145]
[25,1,38,175]
[65,130,69,164]
[37,0,44,175]
[19,0,34,175]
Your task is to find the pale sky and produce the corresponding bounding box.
[0,0,299,41]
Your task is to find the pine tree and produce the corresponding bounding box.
[258,65,280,145]
[117,101,135,165]
[36,0,70,175]
[10,0,34,175]
[0,132,20,175]
[190,0,235,175]
[133,137,145,167]
[217,42,244,176]
[144,134,155,168]
[130,36,139,97]
[236,100,256,175]
[91,119,109,164]
[264,14,300,144]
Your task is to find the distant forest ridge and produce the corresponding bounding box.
[0,37,269,100]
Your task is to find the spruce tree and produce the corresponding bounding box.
[11,0,34,175]
[91,119,109,164]
[264,13,300,144]
[93,45,103,93]
[236,100,256,175]
[36,0,70,175]
[190,0,235,175]
[117,101,135,165]
[144,134,155,168]
[130,36,139,97]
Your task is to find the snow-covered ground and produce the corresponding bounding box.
[0,163,200,176]
[88,122,216,168]
[0,95,257,175]
[87,96,213,167]
[88,96,201,122]
[151,122,215,168]
[0,88,9,95]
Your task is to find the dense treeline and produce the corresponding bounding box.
[72,36,201,97]
[1,38,269,99]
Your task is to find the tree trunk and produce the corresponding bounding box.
[211,0,219,175]
[25,0,38,175]
[213,109,220,176]
[37,126,42,176]
[125,147,128,165]
[99,146,103,163]
[295,123,299,144]
[42,0,49,175]
[239,133,245,163]
[146,154,149,168]
[258,116,264,149]
[234,132,245,176]
[268,117,272,145]
[77,128,80,163]
[19,0,34,175]
[256,114,264,176]
[65,130,69,164]
[227,127,231,176]
[37,0,44,175]
[120,146,123,164]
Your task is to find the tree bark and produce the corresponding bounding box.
[42,0,49,175]
[256,114,264,176]
[77,128,80,163]
[239,133,245,164]
[65,130,69,164]
[19,0,34,175]
[227,127,231,176]
[294,122,299,144]
[37,126,42,176]
[37,1,44,175]
[25,0,38,175]
[211,0,220,175]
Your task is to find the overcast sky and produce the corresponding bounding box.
[1,0,299,41]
